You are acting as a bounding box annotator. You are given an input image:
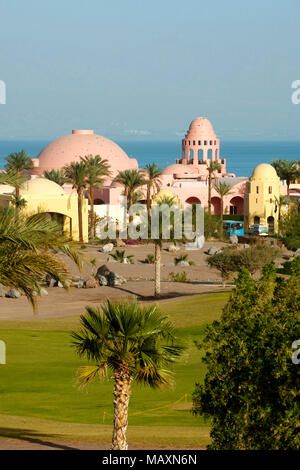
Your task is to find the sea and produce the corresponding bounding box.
[0,140,299,177]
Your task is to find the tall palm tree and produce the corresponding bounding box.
[5,150,34,197]
[114,169,147,223]
[272,159,300,200]
[207,161,221,216]
[64,161,88,243]
[80,155,111,239]
[214,180,233,237]
[71,299,184,450]
[144,163,162,218]
[43,169,67,187]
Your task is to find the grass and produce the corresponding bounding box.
[0,292,230,448]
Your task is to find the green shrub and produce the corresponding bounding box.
[146,253,155,264]
[169,271,189,283]
[110,250,134,264]
[174,254,195,266]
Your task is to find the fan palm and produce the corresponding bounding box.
[271,159,300,200]
[207,161,221,216]
[214,180,233,237]
[114,170,147,223]
[71,299,184,450]
[80,155,111,239]
[4,150,33,197]
[144,163,162,218]
[64,161,88,243]
[43,169,67,187]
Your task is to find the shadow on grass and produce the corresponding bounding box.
[0,427,78,450]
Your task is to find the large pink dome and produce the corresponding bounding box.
[185,117,216,139]
[32,130,138,176]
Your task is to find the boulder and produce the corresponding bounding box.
[107,272,126,287]
[176,261,190,267]
[40,288,48,296]
[57,281,64,288]
[167,244,180,253]
[206,246,219,255]
[100,243,114,253]
[121,258,130,264]
[243,243,250,249]
[85,277,98,289]
[98,276,108,286]
[95,265,111,279]
[6,288,21,298]
[229,235,239,244]
[0,283,6,297]
[294,248,300,258]
[77,278,85,288]
[45,275,57,287]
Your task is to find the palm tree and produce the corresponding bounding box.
[144,163,162,218]
[5,150,33,197]
[114,170,147,223]
[64,161,88,243]
[214,180,233,237]
[207,161,221,216]
[44,169,67,187]
[272,159,300,200]
[71,299,184,450]
[80,155,111,239]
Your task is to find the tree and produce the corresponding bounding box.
[80,155,111,239]
[71,299,184,450]
[272,159,300,200]
[5,150,34,197]
[213,180,233,237]
[43,169,67,187]
[192,263,300,450]
[144,163,162,218]
[64,161,88,243]
[207,161,221,216]
[278,205,300,250]
[114,170,147,223]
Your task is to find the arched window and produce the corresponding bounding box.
[268,186,272,194]
[254,216,260,224]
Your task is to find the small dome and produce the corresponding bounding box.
[185,117,216,139]
[162,164,196,176]
[152,189,180,204]
[20,178,65,196]
[251,163,279,181]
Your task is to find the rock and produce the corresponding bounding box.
[85,277,98,289]
[57,281,64,288]
[98,275,108,286]
[176,261,190,267]
[243,243,250,249]
[107,272,126,287]
[167,244,180,253]
[294,248,300,257]
[46,275,57,287]
[40,288,48,296]
[0,283,6,297]
[229,235,239,244]
[164,262,175,267]
[121,257,130,264]
[77,278,85,288]
[100,243,114,253]
[6,288,21,298]
[95,265,111,279]
[206,246,219,255]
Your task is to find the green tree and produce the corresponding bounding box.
[64,161,88,243]
[207,161,221,216]
[213,180,233,237]
[114,170,147,223]
[71,299,184,450]
[5,150,34,198]
[192,263,300,449]
[43,169,67,187]
[80,155,111,239]
[272,159,300,200]
[144,163,162,218]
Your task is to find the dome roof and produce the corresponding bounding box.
[185,117,216,139]
[20,178,66,196]
[162,164,196,176]
[152,189,180,204]
[251,163,279,181]
[34,130,138,176]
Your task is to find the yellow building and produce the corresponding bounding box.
[244,163,282,234]
[0,178,88,242]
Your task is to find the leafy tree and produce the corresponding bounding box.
[43,169,67,187]
[114,169,147,223]
[272,159,300,200]
[64,161,88,243]
[207,161,221,216]
[144,163,162,218]
[5,150,33,197]
[71,299,184,450]
[278,206,300,250]
[80,155,111,239]
[192,262,300,449]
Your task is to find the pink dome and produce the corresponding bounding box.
[185,117,216,139]
[162,164,197,176]
[32,130,138,176]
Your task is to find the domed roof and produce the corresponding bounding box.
[251,163,279,181]
[185,117,216,139]
[152,189,180,204]
[20,178,66,196]
[34,130,138,176]
[162,164,196,176]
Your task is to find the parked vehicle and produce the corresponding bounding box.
[248,224,268,236]
[223,220,244,237]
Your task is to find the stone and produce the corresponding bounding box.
[57,281,64,288]
[176,261,190,267]
[40,288,48,296]
[229,235,239,244]
[121,258,130,264]
[77,278,85,288]
[100,243,114,253]
[6,288,21,298]
[107,272,126,287]
[0,284,6,297]
[46,275,57,287]
[294,248,300,257]
[95,264,111,279]
[167,244,180,253]
[85,277,98,288]
[243,243,250,249]
[98,275,108,286]
[206,246,219,255]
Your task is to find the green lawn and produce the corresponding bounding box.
[0,292,230,447]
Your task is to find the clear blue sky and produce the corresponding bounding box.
[0,0,300,141]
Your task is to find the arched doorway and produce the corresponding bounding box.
[186,196,201,205]
[230,196,244,215]
[211,197,221,215]
[254,216,260,224]
[267,216,274,234]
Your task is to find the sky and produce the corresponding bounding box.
[0,0,300,141]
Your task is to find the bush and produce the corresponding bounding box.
[169,271,189,283]
[145,253,155,264]
[284,237,300,251]
[174,254,195,266]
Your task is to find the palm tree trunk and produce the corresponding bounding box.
[220,197,224,239]
[78,188,83,243]
[111,371,132,450]
[128,193,133,224]
[154,241,161,297]
[208,174,212,216]
[89,186,95,240]
[147,185,151,219]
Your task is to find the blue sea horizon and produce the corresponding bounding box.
[0,139,299,178]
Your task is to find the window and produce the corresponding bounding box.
[210,140,212,145]
[256,186,259,194]
[230,206,237,215]
[193,140,195,145]
[269,186,272,194]
[204,140,207,145]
